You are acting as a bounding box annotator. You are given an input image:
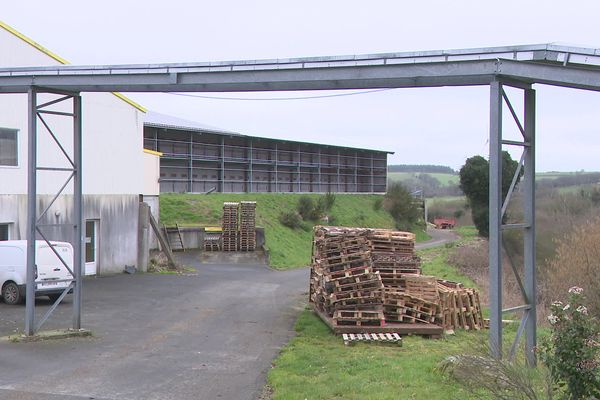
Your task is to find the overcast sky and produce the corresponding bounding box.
[3,1,600,171]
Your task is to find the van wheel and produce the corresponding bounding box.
[2,282,22,305]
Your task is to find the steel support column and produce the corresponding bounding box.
[188,133,193,192]
[220,137,225,193]
[489,81,503,357]
[248,139,253,193]
[25,88,37,336]
[489,81,537,364]
[524,88,537,365]
[25,87,83,335]
[72,94,83,329]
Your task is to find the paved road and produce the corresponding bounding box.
[416,228,460,250]
[0,252,308,400]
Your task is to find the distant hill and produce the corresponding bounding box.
[388,164,456,174]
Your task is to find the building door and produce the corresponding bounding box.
[85,220,98,275]
[0,224,9,241]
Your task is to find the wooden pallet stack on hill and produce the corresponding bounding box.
[311,226,385,327]
[222,202,239,251]
[239,201,257,251]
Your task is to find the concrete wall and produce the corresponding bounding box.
[174,226,265,250]
[0,194,139,274]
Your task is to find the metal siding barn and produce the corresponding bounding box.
[143,112,391,194]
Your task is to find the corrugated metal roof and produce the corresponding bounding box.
[144,111,394,154]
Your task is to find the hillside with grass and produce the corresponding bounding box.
[388,171,460,187]
[160,193,428,269]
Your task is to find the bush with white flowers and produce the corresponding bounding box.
[539,287,600,399]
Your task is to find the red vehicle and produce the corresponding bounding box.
[433,217,456,229]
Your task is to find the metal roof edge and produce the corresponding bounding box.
[144,121,393,154]
[0,20,147,113]
[18,43,599,72]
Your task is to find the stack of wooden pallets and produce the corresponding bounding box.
[222,202,239,251]
[437,280,484,333]
[311,226,385,327]
[309,225,484,336]
[368,229,422,278]
[239,201,257,251]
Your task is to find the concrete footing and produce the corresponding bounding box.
[6,329,92,343]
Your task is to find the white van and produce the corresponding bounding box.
[0,240,74,305]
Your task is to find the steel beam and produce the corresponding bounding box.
[0,42,599,93]
[489,81,503,358]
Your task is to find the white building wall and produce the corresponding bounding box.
[0,24,148,273]
[0,93,144,195]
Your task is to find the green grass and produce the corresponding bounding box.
[415,229,432,242]
[388,172,459,187]
[160,193,424,269]
[536,171,600,180]
[425,195,465,205]
[454,225,478,242]
[268,309,486,400]
[268,241,487,400]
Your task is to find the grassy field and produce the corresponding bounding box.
[160,193,430,269]
[536,171,599,180]
[267,231,492,400]
[388,172,459,187]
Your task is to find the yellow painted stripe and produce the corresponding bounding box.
[205,227,223,232]
[0,20,147,113]
[143,148,163,156]
[112,92,147,112]
[0,20,69,65]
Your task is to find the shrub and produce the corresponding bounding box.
[373,197,383,211]
[384,183,420,231]
[546,216,600,316]
[459,152,521,237]
[441,351,552,400]
[322,192,336,211]
[427,198,471,226]
[539,287,600,400]
[296,196,315,220]
[279,211,302,229]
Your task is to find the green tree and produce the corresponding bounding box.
[384,183,421,231]
[459,152,521,237]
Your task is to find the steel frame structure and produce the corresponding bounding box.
[25,87,83,335]
[489,81,536,364]
[2,43,598,363]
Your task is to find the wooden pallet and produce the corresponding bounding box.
[203,232,221,251]
[312,304,443,337]
[342,333,402,346]
[333,309,385,327]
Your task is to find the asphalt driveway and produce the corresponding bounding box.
[0,252,308,400]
